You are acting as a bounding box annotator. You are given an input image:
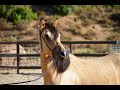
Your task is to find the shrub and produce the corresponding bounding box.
[0,5,37,24]
[51,5,70,16]
[109,13,120,26]
[0,5,15,20]
[10,6,37,24]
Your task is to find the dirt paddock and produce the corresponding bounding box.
[0,69,44,85]
[0,56,44,85]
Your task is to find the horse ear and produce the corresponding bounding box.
[53,18,58,27]
[38,18,45,29]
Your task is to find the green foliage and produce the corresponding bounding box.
[10,6,37,24]
[0,5,37,24]
[0,5,15,20]
[52,5,70,16]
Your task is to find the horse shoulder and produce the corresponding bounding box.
[59,69,81,85]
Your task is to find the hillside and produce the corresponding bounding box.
[0,5,120,54]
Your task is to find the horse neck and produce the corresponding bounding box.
[40,52,59,84]
[40,53,52,70]
[40,52,56,73]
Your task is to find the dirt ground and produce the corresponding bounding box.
[0,69,43,85]
[0,58,44,85]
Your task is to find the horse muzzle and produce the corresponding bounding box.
[53,49,69,61]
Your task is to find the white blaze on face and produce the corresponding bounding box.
[44,29,54,40]
[56,33,61,44]
[56,33,65,50]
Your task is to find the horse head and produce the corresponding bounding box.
[38,18,70,73]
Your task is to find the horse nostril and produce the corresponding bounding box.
[60,52,65,57]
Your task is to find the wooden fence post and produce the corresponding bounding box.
[17,42,20,74]
[70,43,72,53]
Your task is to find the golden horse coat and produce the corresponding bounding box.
[37,18,120,85]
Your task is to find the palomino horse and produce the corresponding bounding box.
[37,18,120,85]
[0,44,26,66]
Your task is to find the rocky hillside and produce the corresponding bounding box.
[0,5,120,41]
[0,5,120,54]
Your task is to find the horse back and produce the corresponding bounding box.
[67,53,120,85]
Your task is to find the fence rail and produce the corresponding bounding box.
[0,41,119,74]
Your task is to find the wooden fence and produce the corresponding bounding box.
[0,41,119,74]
